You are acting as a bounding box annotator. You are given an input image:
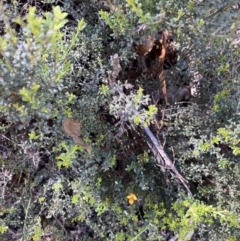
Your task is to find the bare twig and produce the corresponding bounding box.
[143,126,192,196]
[53,215,68,234]
[205,1,236,20]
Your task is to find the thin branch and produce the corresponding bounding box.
[143,126,192,196]
[205,1,236,20]
[53,215,68,234]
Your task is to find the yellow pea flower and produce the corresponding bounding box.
[127,194,137,204]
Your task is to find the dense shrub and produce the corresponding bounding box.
[0,0,240,240]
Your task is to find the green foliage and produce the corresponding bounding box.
[0,5,82,123]
[126,0,151,23]
[1,0,240,240]
[108,84,157,127]
[31,225,42,241]
[55,142,81,168]
[99,7,130,35]
[0,225,8,234]
[165,199,238,240]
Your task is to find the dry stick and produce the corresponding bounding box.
[145,126,194,240]
[143,126,192,196]
[158,32,169,105]
[53,215,68,234]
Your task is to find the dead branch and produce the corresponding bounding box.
[143,126,192,196]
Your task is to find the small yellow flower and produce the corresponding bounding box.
[127,194,137,204]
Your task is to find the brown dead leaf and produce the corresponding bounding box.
[62,118,81,137]
[73,136,91,154]
[62,118,91,154]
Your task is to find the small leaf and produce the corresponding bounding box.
[133,115,141,125]
[100,84,110,96]
[77,18,87,32]
[0,225,8,234]
[72,194,80,204]
[29,131,38,140]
